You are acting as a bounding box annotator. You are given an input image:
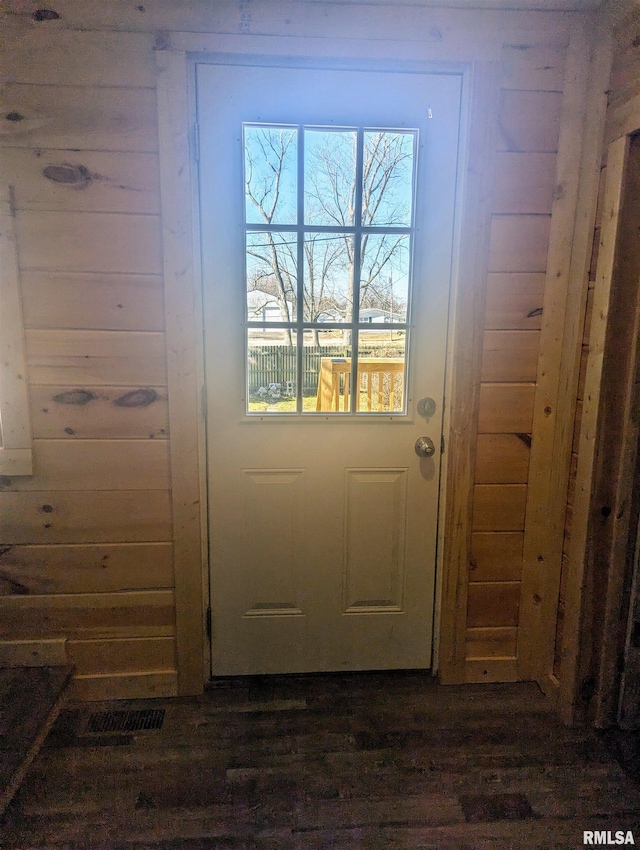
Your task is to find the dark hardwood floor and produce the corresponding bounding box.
[2,674,639,849]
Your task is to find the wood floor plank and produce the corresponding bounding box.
[2,676,638,848]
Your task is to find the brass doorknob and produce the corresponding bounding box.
[414,436,436,458]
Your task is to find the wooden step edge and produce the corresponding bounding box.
[0,665,74,817]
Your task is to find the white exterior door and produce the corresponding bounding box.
[197,61,461,675]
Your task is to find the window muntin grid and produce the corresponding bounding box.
[243,123,417,415]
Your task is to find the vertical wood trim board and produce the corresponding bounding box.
[592,137,640,728]
[578,2,640,728]
[558,134,630,724]
[156,49,205,696]
[518,16,611,691]
[438,61,501,684]
[0,185,33,475]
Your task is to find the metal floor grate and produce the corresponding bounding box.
[87,708,165,734]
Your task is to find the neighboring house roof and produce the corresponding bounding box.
[247,289,294,321]
[316,309,344,322]
[360,307,405,322]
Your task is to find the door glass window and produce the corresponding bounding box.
[244,123,417,415]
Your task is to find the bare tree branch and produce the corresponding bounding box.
[245,126,412,335]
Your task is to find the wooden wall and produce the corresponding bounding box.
[466,50,562,672]
[0,0,593,698]
[556,3,640,723]
[0,10,176,700]
[553,156,600,682]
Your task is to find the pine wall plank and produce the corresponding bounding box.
[470,532,524,582]
[65,637,176,676]
[478,384,536,433]
[484,273,545,330]
[466,626,518,659]
[500,45,566,92]
[475,434,530,484]
[5,2,573,42]
[481,330,540,382]
[472,485,528,532]
[29,385,169,440]
[0,543,174,595]
[0,440,170,492]
[69,672,178,701]
[25,331,167,386]
[497,90,562,152]
[16,212,162,274]
[608,11,640,108]
[467,582,521,628]
[0,85,158,152]
[488,216,552,273]
[3,30,157,87]
[0,491,172,545]
[2,149,160,215]
[492,153,557,215]
[0,591,175,640]
[21,272,165,332]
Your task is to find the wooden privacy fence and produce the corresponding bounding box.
[248,344,317,393]
[248,344,403,394]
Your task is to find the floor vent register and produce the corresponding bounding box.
[86,708,165,734]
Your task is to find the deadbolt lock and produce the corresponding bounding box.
[417,397,437,418]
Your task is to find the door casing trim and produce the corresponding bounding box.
[156,39,481,690]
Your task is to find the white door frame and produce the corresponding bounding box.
[197,59,463,676]
[156,38,478,691]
